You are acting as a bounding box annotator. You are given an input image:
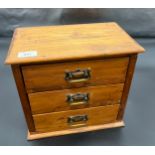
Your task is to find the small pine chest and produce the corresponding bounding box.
[5,22,144,140]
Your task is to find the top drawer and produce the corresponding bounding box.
[22,57,129,93]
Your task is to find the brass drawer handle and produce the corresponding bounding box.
[68,115,88,127]
[65,68,91,83]
[67,93,89,106]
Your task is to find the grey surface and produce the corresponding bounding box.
[0,37,155,146]
[0,8,155,37]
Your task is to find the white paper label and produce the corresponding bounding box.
[18,51,37,58]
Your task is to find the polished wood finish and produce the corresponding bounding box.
[5,23,144,65]
[29,84,123,114]
[5,22,144,140]
[117,54,137,120]
[28,121,125,140]
[11,65,35,131]
[33,104,120,132]
[22,57,129,93]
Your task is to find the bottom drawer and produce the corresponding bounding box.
[33,104,120,132]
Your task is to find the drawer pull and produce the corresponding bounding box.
[65,68,91,83]
[67,93,89,106]
[68,115,88,127]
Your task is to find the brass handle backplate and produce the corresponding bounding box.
[68,115,88,127]
[67,93,89,106]
[65,68,91,83]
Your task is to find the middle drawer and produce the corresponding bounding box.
[29,84,123,114]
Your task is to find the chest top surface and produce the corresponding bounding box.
[5,22,144,65]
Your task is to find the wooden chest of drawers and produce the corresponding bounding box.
[5,22,144,140]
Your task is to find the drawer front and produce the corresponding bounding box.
[22,57,129,93]
[29,84,123,114]
[33,104,120,132]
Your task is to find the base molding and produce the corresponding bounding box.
[27,121,125,140]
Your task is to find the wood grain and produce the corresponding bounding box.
[22,57,129,93]
[11,65,35,131]
[28,121,125,140]
[5,22,144,65]
[29,84,123,114]
[5,22,145,140]
[117,54,137,120]
[33,104,120,132]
